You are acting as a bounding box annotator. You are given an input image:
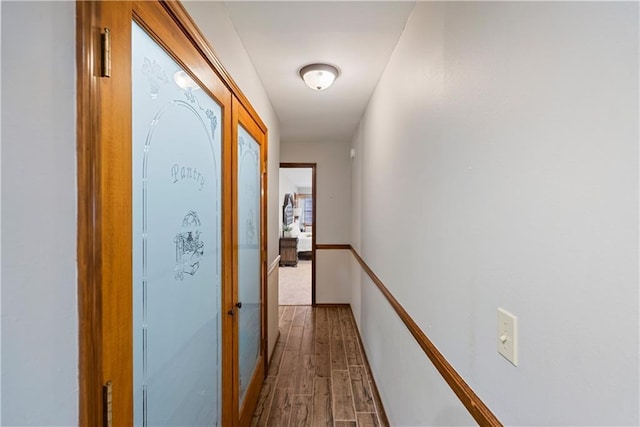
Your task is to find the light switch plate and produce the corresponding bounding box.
[497,308,518,366]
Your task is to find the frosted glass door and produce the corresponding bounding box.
[132,22,222,426]
[237,126,262,407]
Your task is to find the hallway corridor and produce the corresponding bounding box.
[251,306,389,426]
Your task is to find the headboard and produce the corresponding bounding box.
[283,193,294,226]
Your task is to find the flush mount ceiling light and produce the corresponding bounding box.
[299,63,339,91]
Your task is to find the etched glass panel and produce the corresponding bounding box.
[132,22,222,426]
[237,126,261,406]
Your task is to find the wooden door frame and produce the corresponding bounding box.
[232,97,269,427]
[77,1,268,425]
[279,163,317,305]
[77,3,103,425]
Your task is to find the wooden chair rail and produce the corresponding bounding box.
[348,246,503,427]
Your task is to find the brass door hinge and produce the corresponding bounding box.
[101,28,111,78]
[103,381,113,427]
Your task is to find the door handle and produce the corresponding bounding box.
[227,302,243,316]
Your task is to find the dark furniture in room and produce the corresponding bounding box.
[279,237,298,266]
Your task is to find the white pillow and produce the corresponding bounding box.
[289,222,300,237]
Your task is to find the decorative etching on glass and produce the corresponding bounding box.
[245,209,256,245]
[171,163,207,191]
[133,22,222,427]
[142,57,169,99]
[183,89,218,139]
[239,135,259,247]
[174,211,204,280]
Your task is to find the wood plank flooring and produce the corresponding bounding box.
[251,305,389,427]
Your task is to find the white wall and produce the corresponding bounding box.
[280,141,352,303]
[183,1,282,357]
[280,141,351,244]
[350,123,363,326]
[352,2,639,426]
[266,263,279,366]
[1,2,77,425]
[316,249,351,304]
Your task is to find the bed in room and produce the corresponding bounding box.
[297,231,313,260]
[286,221,312,260]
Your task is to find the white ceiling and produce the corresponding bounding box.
[223,1,415,144]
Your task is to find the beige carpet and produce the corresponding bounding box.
[278,260,312,305]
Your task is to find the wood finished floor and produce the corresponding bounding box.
[251,305,389,427]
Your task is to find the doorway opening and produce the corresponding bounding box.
[278,163,316,306]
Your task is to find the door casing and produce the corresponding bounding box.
[279,163,317,305]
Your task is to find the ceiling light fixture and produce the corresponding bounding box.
[299,63,339,91]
